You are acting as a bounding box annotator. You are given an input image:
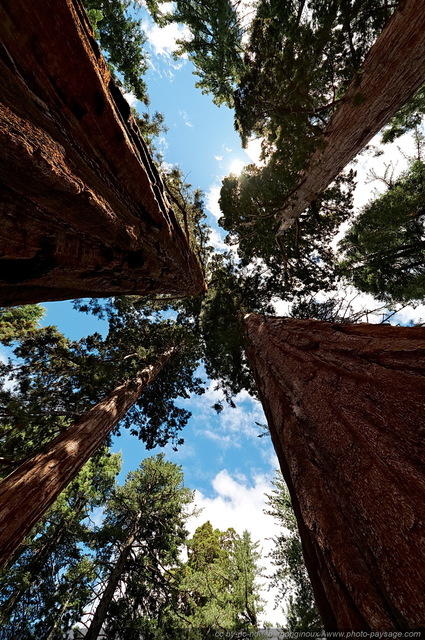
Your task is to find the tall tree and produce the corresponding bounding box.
[244,314,425,630]
[339,157,425,303]
[0,450,121,639]
[0,347,175,569]
[82,454,194,640]
[146,0,246,107]
[0,0,205,305]
[164,521,264,635]
[83,0,149,103]
[264,472,322,632]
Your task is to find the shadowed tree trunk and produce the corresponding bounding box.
[277,0,425,234]
[244,314,425,631]
[0,348,175,569]
[0,0,205,305]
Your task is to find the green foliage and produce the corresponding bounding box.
[264,473,322,632]
[83,0,149,103]
[382,85,425,143]
[0,305,44,345]
[161,521,264,637]
[85,454,195,639]
[0,297,205,478]
[0,450,121,639]
[339,158,425,303]
[147,0,246,106]
[219,167,355,297]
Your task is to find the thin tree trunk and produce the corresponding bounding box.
[244,314,425,630]
[42,586,77,640]
[0,348,175,569]
[84,513,142,640]
[277,0,425,234]
[0,0,205,305]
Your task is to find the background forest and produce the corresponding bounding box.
[1,0,425,637]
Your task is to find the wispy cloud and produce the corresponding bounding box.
[179,110,194,128]
[143,20,191,59]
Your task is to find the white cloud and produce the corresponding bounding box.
[205,183,222,220]
[192,382,267,446]
[391,304,425,326]
[123,91,137,108]
[350,130,418,210]
[214,155,223,162]
[209,227,228,252]
[144,20,191,58]
[190,469,286,626]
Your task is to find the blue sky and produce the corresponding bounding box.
[9,4,425,625]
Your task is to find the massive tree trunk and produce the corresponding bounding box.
[84,513,142,640]
[244,314,425,631]
[0,0,205,305]
[0,349,175,569]
[277,0,425,234]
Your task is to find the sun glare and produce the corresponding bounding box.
[228,158,245,175]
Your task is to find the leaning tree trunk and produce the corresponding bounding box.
[244,314,425,631]
[0,349,175,569]
[0,495,87,622]
[277,0,425,234]
[0,0,205,305]
[84,512,142,640]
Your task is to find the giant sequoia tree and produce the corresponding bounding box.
[244,314,425,630]
[0,299,204,568]
[0,0,205,305]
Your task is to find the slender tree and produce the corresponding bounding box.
[82,454,194,640]
[0,347,176,569]
[0,450,121,638]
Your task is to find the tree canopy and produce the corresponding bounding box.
[340,158,425,303]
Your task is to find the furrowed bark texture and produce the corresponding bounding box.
[0,0,205,305]
[0,349,174,569]
[244,314,425,631]
[277,0,425,234]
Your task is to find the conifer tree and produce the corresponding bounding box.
[0,451,121,639]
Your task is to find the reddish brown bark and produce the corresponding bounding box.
[277,0,425,234]
[0,0,205,305]
[244,314,425,631]
[0,349,174,569]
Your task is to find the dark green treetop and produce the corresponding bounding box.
[83,454,195,639]
[339,158,425,303]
